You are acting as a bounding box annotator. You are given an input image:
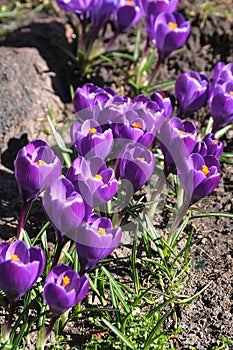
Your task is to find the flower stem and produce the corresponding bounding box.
[51,235,68,269]
[148,175,166,221]
[6,300,15,334]
[17,201,31,239]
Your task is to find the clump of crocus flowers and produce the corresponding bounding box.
[2,58,232,348]
[54,0,191,82]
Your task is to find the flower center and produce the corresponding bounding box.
[213,139,218,144]
[94,174,103,181]
[137,157,145,161]
[89,128,97,134]
[202,164,210,176]
[168,22,178,30]
[131,122,142,129]
[62,275,70,288]
[34,160,46,166]
[178,129,185,134]
[98,227,107,235]
[126,0,134,5]
[230,91,233,95]
[11,254,20,261]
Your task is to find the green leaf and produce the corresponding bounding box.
[101,318,134,349]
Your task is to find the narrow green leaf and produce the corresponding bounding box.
[101,318,134,349]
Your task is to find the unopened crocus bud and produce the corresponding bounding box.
[0,240,45,301]
[152,11,190,62]
[179,154,221,206]
[75,214,122,271]
[15,140,61,204]
[43,264,90,315]
[119,143,155,192]
[175,71,209,118]
[42,177,86,240]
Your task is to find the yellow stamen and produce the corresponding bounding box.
[132,122,142,129]
[230,91,233,95]
[213,139,218,144]
[98,227,106,235]
[62,275,70,288]
[168,22,178,30]
[34,160,46,166]
[126,0,134,5]
[178,130,185,134]
[11,254,20,261]
[202,164,210,176]
[89,128,97,134]
[94,174,103,181]
[137,157,145,161]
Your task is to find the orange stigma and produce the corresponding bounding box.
[34,160,46,166]
[168,22,178,30]
[126,0,134,5]
[132,122,142,129]
[62,275,70,288]
[95,174,103,181]
[11,254,20,261]
[98,227,106,235]
[89,128,97,133]
[202,165,210,176]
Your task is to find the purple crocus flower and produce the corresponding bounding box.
[175,71,209,118]
[119,143,155,192]
[75,214,122,271]
[150,91,174,118]
[74,83,115,121]
[15,139,62,204]
[152,11,190,62]
[55,0,97,14]
[139,0,179,41]
[67,157,118,208]
[193,134,224,159]
[43,264,90,315]
[0,240,45,301]
[179,153,221,206]
[211,62,233,87]
[203,133,224,158]
[42,177,86,240]
[114,0,143,32]
[210,81,233,132]
[159,117,197,177]
[91,0,117,31]
[70,119,113,159]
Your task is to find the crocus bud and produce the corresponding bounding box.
[43,264,90,315]
[15,140,62,204]
[119,143,155,192]
[175,71,209,118]
[42,177,86,239]
[152,11,190,62]
[75,214,122,271]
[179,154,221,206]
[0,240,45,301]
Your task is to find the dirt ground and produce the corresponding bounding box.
[0,0,233,349]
